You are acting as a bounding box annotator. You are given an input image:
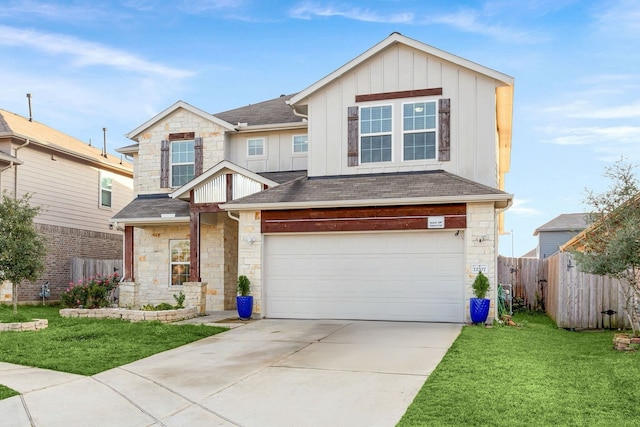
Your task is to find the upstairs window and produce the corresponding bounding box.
[360,105,392,163]
[248,138,265,156]
[99,172,112,208]
[403,101,437,160]
[171,139,195,187]
[293,135,308,153]
[170,240,190,286]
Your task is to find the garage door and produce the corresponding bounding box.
[264,231,464,322]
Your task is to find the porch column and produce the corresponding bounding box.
[190,210,201,282]
[124,226,134,281]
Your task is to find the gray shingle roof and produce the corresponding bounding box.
[112,194,190,220]
[257,170,307,184]
[534,213,589,235]
[214,94,304,127]
[225,170,508,205]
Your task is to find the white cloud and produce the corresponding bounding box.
[290,2,414,23]
[424,8,547,43]
[0,25,193,79]
[508,199,542,216]
[545,100,640,120]
[178,0,244,14]
[596,0,640,38]
[542,125,640,146]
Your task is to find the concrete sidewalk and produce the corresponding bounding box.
[0,319,461,427]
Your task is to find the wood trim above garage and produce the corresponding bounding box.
[261,204,466,233]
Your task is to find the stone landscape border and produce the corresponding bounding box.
[0,319,48,332]
[613,333,640,351]
[59,307,197,323]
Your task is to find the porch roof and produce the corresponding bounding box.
[111,194,189,225]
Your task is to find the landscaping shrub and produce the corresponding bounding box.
[60,273,119,308]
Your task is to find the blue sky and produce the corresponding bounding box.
[1,0,639,256]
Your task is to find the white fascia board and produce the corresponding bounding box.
[110,216,190,226]
[126,100,236,141]
[170,160,279,200]
[221,193,514,211]
[290,33,514,106]
[234,122,307,133]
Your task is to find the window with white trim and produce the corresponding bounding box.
[403,101,437,160]
[99,172,112,208]
[360,105,392,163]
[293,135,308,153]
[247,138,265,156]
[170,240,190,286]
[171,140,195,186]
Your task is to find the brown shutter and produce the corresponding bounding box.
[347,106,359,166]
[438,98,451,162]
[194,137,203,177]
[160,139,169,188]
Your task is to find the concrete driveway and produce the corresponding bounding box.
[0,319,461,427]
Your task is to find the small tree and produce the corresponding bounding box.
[0,192,47,314]
[572,160,640,335]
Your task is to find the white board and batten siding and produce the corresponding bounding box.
[306,43,500,187]
[264,230,465,322]
[227,130,308,174]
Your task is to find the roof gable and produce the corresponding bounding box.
[289,32,514,106]
[126,100,236,141]
[170,160,279,201]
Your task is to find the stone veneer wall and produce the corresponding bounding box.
[135,109,227,195]
[465,202,498,322]
[200,214,238,311]
[11,223,122,303]
[237,211,262,316]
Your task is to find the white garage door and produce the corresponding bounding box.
[264,231,464,322]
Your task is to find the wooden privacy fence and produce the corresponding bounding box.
[498,253,630,329]
[70,257,123,284]
[498,256,547,311]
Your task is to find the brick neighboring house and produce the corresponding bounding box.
[0,109,133,303]
[113,33,514,322]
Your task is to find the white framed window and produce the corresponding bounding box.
[171,140,195,187]
[170,240,190,286]
[99,172,112,208]
[247,138,265,157]
[293,134,308,153]
[360,105,392,163]
[403,101,437,161]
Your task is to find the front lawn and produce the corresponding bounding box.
[399,314,640,426]
[0,305,226,377]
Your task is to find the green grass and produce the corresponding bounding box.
[0,305,226,377]
[0,384,19,400]
[399,313,640,427]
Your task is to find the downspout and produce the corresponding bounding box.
[289,103,308,119]
[13,139,30,197]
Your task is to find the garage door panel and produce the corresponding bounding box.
[264,231,464,322]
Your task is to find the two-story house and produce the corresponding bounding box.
[0,109,133,303]
[113,33,514,322]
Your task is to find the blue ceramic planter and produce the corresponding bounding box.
[237,295,253,320]
[470,298,490,323]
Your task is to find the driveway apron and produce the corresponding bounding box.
[1,319,461,427]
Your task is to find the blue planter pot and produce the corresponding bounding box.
[237,295,253,320]
[470,298,490,323]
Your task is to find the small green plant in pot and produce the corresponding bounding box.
[470,271,491,324]
[236,275,253,320]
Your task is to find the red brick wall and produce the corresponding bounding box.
[17,224,123,302]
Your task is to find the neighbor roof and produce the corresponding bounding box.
[0,109,132,175]
[222,170,512,210]
[533,213,589,236]
[214,94,304,127]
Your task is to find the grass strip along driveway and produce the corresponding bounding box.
[399,314,640,426]
[0,305,226,379]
